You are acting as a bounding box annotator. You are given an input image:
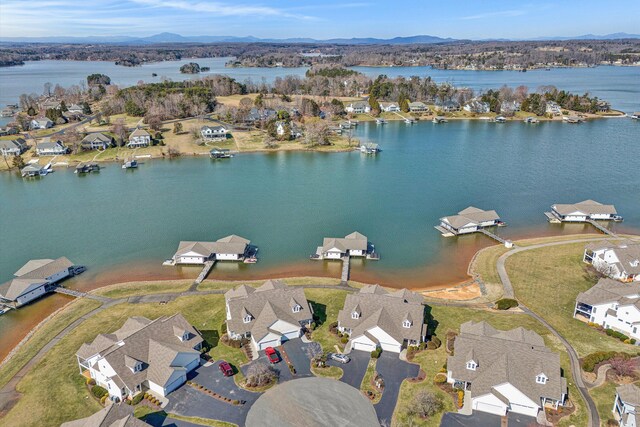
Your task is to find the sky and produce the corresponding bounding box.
[0,0,639,39]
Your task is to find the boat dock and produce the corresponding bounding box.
[341,256,350,284]
[477,229,515,247]
[586,220,617,236]
[392,111,416,124]
[194,260,216,285]
[53,287,88,298]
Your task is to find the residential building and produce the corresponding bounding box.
[246,108,277,124]
[379,102,400,112]
[67,104,84,115]
[0,126,19,136]
[36,139,67,156]
[408,101,430,113]
[345,102,370,114]
[61,404,149,427]
[447,321,567,417]
[597,101,611,112]
[614,384,640,427]
[337,285,425,354]
[574,278,640,341]
[315,231,370,260]
[30,118,53,130]
[127,128,151,148]
[584,241,640,282]
[225,280,313,352]
[501,101,521,114]
[40,99,62,110]
[76,314,203,400]
[546,102,562,115]
[200,125,228,140]
[275,121,302,138]
[21,164,46,178]
[437,206,502,235]
[546,199,620,222]
[435,100,461,112]
[81,132,113,151]
[0,257,74,307]
[171,235,251,264]
[0,138,27,156]
[463,99,490,114]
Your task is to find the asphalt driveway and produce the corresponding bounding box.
[374,352,420,425]
[440,411,539,427]
[328,350,370,389]
[281,339,313,377]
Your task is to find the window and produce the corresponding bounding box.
[466,361,477,371]
[351,311,359,319]
[536,375,547,384]
[243,315,252,323]
[403,320,412,328]
[292,305,301,313]
[182,332,189,341]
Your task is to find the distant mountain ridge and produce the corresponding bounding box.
[1,32,638,45]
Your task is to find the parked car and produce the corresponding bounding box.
[330,353,350,364]
[265,347,280,364]
[218,360,234,377]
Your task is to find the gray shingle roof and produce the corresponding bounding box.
[552,199,617,216]
[322,231,367,252]
[448,321,565,404]
[61,404,149,427]
[617,383,640,407]
[337,285,425,343]
[440,207,500,229]
[82,132,112,144]
[576,278,640,306]
[0,257,74,301]
[174,235,250,257]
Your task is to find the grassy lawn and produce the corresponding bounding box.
[588,380,619,427]
[393,305,587,427]
[135,407,238,427]
[505,242,638,356]
[468,244,510,301]
[361,359,382,404]
[306,288,350,354]
[93,280,193,298]
[311,365,343,380]
[0,299,102,389]
[198,276,359,292]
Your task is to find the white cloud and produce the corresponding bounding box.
[129,0,312,19]
[460,9,527,20]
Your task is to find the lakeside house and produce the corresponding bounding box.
[501,100,521,114]
[435,100,461,113]
[436,206,502,236]
[546,102,562,115]
[359,142,380,154]
[245,108,277,124]
[312,231,373,260]
[200,125,228,140]
[0,126,19,136]
[127,128,151,148]
[0,257,74,308]
[597,101,611,113]
[76,314,203,400]
[36,139,67,156]
[546,199,621,223]
[30,118,54,130]
[463,99,490,114]
[345,102,371,114]
[170,235,252,265]
[584,241,640,282]
[379,102,400,112]
[574,278,640,341]
[447,321,567,418]
[225,279,313,352]
[337,285,425,354]
[614,384,640,427]
[81,132,113,151]
[61,404,149,427]
[0,138,28,157]
[21,164,46,178]
[67,104,84,115]
[276,121,302,139]
[40,99,62,110]
[408,101,430,113]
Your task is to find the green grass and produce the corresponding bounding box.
[589,380,632,427]
[93,280,192,298]
[310,365,343,380]
[306,288,349,353]
[135,407,238,427]
[0,299,102,389]
[361,358,381,404]
[197,276,351,292]
[505,242,638,357]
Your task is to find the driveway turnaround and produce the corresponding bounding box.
[374,352,420,425]
[440,411,539,427]
[281,340,314,377]
[328,350,370,388]
[245,377,379,427]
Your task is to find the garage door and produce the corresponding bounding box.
[380,342,402,353]
[165,374,187,395]
[258,339,281,351]
[283,330,300,340]
[473,401,506,416]
[353,341,376,352]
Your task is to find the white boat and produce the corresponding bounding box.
[432,116,447,124]
[122,159,138,169]
[524,117,539,124]
[375,118,387,125]
[494,116,507,123]
[631,112,640,120]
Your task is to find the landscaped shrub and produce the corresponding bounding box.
[457,389,464,408]
[221,323,227,334]
[605,329,630,342]
[495,298,519,310]
[100,395,108,405]
[131,393,144,405]
[329,321,339,334]
[86,378,96,386]
[431,336,442,349]
[426,341,438,350]
[91,385,108,399]
[309,322,317,330]
[433,373,447,384]
[371,348,382,359]
[582,351,634,372]
[340,337,348,344]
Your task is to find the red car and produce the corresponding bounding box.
[218,360,234,377]
[264,347,280,364]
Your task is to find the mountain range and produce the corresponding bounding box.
[1,32,639,45]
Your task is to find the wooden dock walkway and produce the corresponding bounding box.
[586,220,617,236]
[341,256,350,284]
[478,228,514,246]
[194,260,216,285]
[52,287,87,298]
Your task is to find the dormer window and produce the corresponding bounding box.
[292,304,301,313]
[466,361,477,371]
[243,315,252,323]
[403,320,412,328]
[351,311,360,319]
[182,332,189,341]
[536,374,547,384]
[134,362,142,372]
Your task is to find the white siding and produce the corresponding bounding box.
[472,394,508,416]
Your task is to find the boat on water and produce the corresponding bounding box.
[210,148,233,159]
[75,163,101,174]
[433,116,448,124]
[404,118,415,124]
[243,256,258,264]
[563,115,583,124]
[631,112,640,120]
[122,159,138,169]
[494,116,507,123]
[524,116,539,124]
[375,118,387,125]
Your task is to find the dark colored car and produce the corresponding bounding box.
[265,347,280,364]
[218,360,234,377]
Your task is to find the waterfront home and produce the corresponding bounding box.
[408,101,430,113]
[447,321,567,418]
[501,100,521,114]
[225,280,313,352]
[345,102,370,114]
[0,126,18,136]
[379,102,400,112]
[200,125,228,140]
[436,206,502,236]
[21,164,46,178]
[245,107,277,124]
[313,231,372,260]
[275,121,302,139]
[613,384,640,427]
[170,235,252,264]
[40,99,62,110]
[127,128,151,148]
[546,199,620,222]
[584,241,640,282]
[435,100,461,113]
[76,314,203,400]
[81,132,113,150]
[75,163,101,174]
[61,404,149,427]
[0,138,27,157]
[545,102,562,115]
[463,99,490,114]
[67,104,84,115]
[36,139,67,156]
[337,285,425,354]
[0,257,74,308]
[360,142,380,154]
[30,118,53,130]
[597,101,611,112]
[574,278,640,341]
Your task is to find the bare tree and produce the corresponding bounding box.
[610,357,636,378]
[406,391,443,419]
[245,363,278,388]
[111,119,127,146]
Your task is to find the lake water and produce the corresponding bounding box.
[0,60,639,360]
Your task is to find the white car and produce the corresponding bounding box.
[330,353,350,364]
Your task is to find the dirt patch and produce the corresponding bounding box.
[422,282,482,300]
